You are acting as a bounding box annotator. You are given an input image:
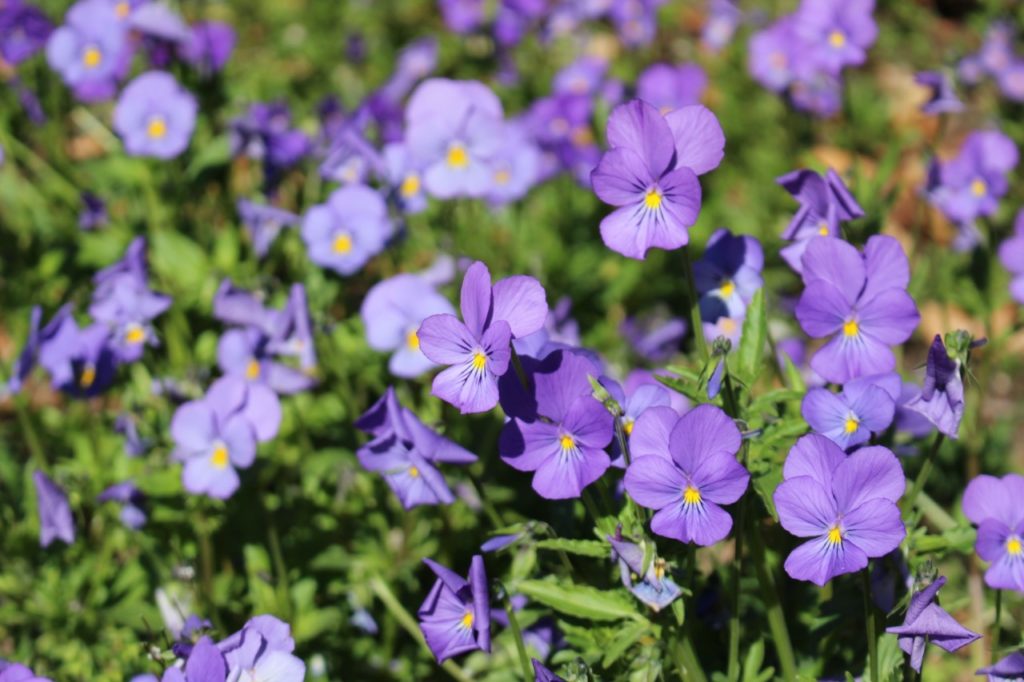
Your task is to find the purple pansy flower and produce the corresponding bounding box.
[499,350,614,499]
[0,662,53,682]
[34,470,75,548]
[238,199,299,259]
[962,474,1024,592]
[439,0,484,34]
[0,1,53,65]
[624,405,748,546]
[978,652,1024,681]
[37,315,118,397]
[915,71,963,115]
[98,481,147,529]
[776,167,864,273]
[591,100,724,259]
[79,191,107,230]
[486,121,542,206]
[222,628,305,681]
[419,261,547,414]
[217,327,314,395]
[266,283,318,373]
[553,56,609,96]
[418,556,491,663]
[179,21,235,74]
[884,576,980,672]
[300,184,392,276]
[902,334,964,439]
[695,228,764,308]
[170,382,258,499]
[794,0,878,75]
[801,372,900,449]
[609,534,682,611]
[113,71,197,159]
[636,62,707,114]
[600,374,673,467]
[361,274,456,378]
[89,270,171,364]
[702,0,742,51]
[774,434,906,585]
[381,142,428,214]
[926,130,1019,226]
[748,17,799,93]
[998,210,1024,305]
[46,0,127,101]
[795,236,919,384]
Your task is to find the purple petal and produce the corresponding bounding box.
[629,405,678,459]
[833,446,906,512]
[784,535,868,586]
[861,235,910,301]
[795,281,849,338]
[591,146,651,207]
[664,104,725,175]
[418,314,478,364]
[459,262,493,338]
[857,288,920,345]
[650,498,733,546]
[531,446,610,499]
[500,419,562,472]
[605,99,675,176]
[491,274,548,338]
[782,434,845,487]
[842,499,905,557]
[667,404,740,473]
[774,476,836,537]
[800,237,865,306]
[624,455,686,510]
[810,332,895,385]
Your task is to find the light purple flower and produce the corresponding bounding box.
[216,327,314,395]
[487,121,542,206]
[902,334,964,439]
[776,167,864,273]
[998,210,1024,304]
[793,0,877,75]
[926,130,1018,225]
[591,100,724,259]
[46,0,128,101]
[179,21,235,74]
[962,474,1024,592]
[801,372,899,449]
[98,481,147,529]
[636,62,707,114]
[774,434,906,585]
[34,470,75,547]
[222,628,305,681]
[915,71,963,115]
[113,71,197,159]
[624,405,748,545]
[978,652,1024,680]
[381,142,428,214]
[553,56,608,96]
[795,236,919,384]
[418,556,491,662]
[702,0,742,51]
[609,534,682,611]
[238,199,299,259]
[300,184,392,276]
[748,17,799,93]
[885,576,980,672]
[419,261,547,414]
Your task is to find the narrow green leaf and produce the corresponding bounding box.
[516,578,648,623]
[535,538,608,558]
[601,621,649,668]
[737,288,767,385]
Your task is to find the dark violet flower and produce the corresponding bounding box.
[885,576,980,672]
[97,481,147,529]
[361,274,455,378]
[801,372,899,449]
[532,660,565,682]
[902,334,964,439]
[230,102,311,190]
[776,167,864,274]
[774,434,906,586]
[113,71,197,159]
[222,628,305,681]
[418,556,491,663]
[381,142,427,214]
[499,350,613,499]
[301,184,392,276]
[0,1,53,65]
[170,382,258,499]
[419,261,547,414]
[356,388,476,508]
[238,199,299,259]
[179,21,235,74]
[609,534,682,611]
[962,474,1024,592]
[636,62,707,114]
[591,100,724,259]
[624,405,748,545]
[694,228,764,306]
[795,236,919,384]
[927,130,1018,225]
[115,413,150,457]
[793,0,877,76]
[78,191,107,230]
[998,210,1024,305]
[37,316,118,397]
[978,652,1024,681]
[405,78,505,198]
[46,0,127,102]
[7,305,42,394]
[915,71,963,115]
[34,470,75,547]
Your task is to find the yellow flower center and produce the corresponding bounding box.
[80,363,97,388]
[720,280,736,298]
[683,486,701,505]
[494,169,511,186]
[408,466,420,478]
[400,173,420,197]
[721,317,738,334]
[124,324,146,345]
[211,444,229,469]
[560,435,575,451]
[245,359,261,381]
[147,116,167,139]
[115,1,131,19]
[471,352,487,371]
[623,419,634,436]
[818,221,829,236]
[406,330,420,350]
[461,611,474,628]
[843,319,859,337]
[971,178,987,197]
[1008,536,1022,556]
[828,30,846,48]
[570,126,594,148]
[827,526,843,545]
[844,416,860,434]
[82,46,102,68]
[446,143,469,169]
[644,189,662,210]
[653,558,667,580]
[332,233,353,254]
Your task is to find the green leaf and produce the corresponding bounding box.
[150,229,210,305]
[516,577,648,623]
[535,538,608,558]
[601,621,649,668]
[737,288,767,385]
[186,135,232,180]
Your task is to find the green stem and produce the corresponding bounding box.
[581,489,604,525]
[916,491,956,532]
[678,546,708,682]
[681,245,709,362]
[992,589,1002,665]
[510,344,531,391]
[14,396,47,467]
[749,529,797,681]
[720,367,745,682]
[902,433,945,518]
[503,590,534,680]
[673,635,708,682]
[863,569,878,682]
[369,576,474,682]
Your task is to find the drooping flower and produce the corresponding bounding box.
[901,334,964,439]
[793,0,878,76]
[361,274,456,378]
[624,405,748,545]
[499,350,613,499]
[914,71,963,115]
[795,236,919,384]
[774,434,906,585]
[977,652,1024,681]
[266,283,318,373]
[636,62,707,114]
[419,261,547,414]
[34,470,75,548]
[418,556,491,662]
[926,130,1019,226]
[801,372,899,449]
[532,660,565,682]
[7,305,42,394]
[609,534,682,611]
[179,21,235,74]
[238,199,299,259]
[97,481,147,529]
[998,210,1024,305]
[355,388,477,508]
[591,100,724,259]
[884,576,980,673]
[776,167,864,273]
[301,184,392,276]
[962,474,1024,592]
[78,191,107,230]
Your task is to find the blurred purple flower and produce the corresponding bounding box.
[553,56,608,96]
[0,0,53,65]
[222,628,305,681]
[926,130,1018,226]
[179,21,235,74]
[418,556,491,662]
[621,310,686,362]
[7,305,42,394]
[0,662,53,682]
[217,327,315,395]
[438,0,484,34]
[113,71,197,159]
[885,576,980,672]
[915,71,963,115]
[381,142,428,214]
[46,0,128,101]
[636,62,707,113]
[300,184,392,276]
[98,481,147,529]
[34,470,75,547]
[487,121,542,206]
[115,413,150,457]
[37,315,118,397]
[237,199,299,259]
[702,0,742,51]
[962,474,1024,592]
[78,192,107,230]
[978,652,1024,681]
[999,210,1024,304]
[776,167,863,273]
[793,0,877,75]
[266,283,318,372]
